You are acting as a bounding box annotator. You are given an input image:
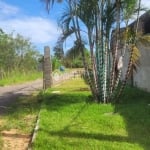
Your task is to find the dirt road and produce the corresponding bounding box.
[0,79,43,114]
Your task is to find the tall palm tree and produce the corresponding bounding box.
[41,0,141,103]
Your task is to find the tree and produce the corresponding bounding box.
[0,29,16,73]
[0,29,41,78]
[42,0,142,103]
[13,34,41,71]
[53,43,64,60]
[51,56,61,70]
[64,40,90,68]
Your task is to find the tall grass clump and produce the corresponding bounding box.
[0,69,42,86]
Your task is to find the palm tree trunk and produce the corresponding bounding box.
[73,1,98,101]
[116,45,134,100]
[95,3,103,102]
[109,0,120,101]
[88,29,99,98]
[116,0,141,101]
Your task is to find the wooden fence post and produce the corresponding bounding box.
[43,46,52,89]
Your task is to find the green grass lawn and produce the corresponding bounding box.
[32,78,150,150]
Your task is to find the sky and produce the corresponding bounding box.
[0,0,150,54]
[0,0,65,54]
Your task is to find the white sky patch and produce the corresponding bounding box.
[140,0,150,16]
[141,0,150,9]
[0,1,19,17]
[0,17,61,44]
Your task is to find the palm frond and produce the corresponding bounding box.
[41,0,54,12]
[58,5,72,31]
[131,45,141,64]
[58,28,76,45]
[139,35,150,46]
[41,0,63,13]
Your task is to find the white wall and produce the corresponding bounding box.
[133,39,150,92]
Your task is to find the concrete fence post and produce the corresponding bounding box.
[43,46,52,89]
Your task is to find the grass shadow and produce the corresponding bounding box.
[114,86,150,150]
[42,92,90,112]
[42,129,131,143]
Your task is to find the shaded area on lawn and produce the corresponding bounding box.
[42,129,131,143]
[114,87,150,150]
